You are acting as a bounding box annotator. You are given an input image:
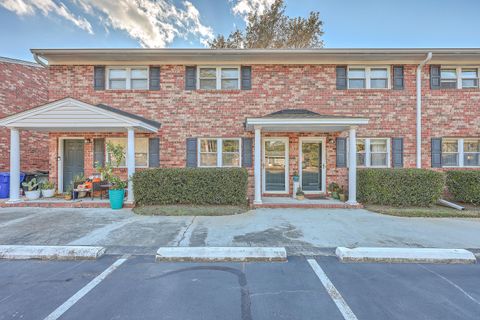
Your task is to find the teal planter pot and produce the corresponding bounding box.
[109,189,125,210]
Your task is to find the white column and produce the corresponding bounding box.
[8,128,21,203]
[254,127,262,204]
[347,126,357,205]
[127,128,135,203]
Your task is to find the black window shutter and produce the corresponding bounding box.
[242,137,253,167]
[241,66,252,90]
[149,67,160,90]
[336,66,347,90]
[336,138,347,167]
[393,66,404,90]
[430,65,441,90]
[431,138,442,168]
[93,66,105,90]
[93,138,105,167]
[392,138,404,168]
[185,66,197,90]
[186,138,198,167]
[149,138,160,167]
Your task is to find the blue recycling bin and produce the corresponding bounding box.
[0,172,26,199]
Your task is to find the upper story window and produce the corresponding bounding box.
[349,138,390,167]
[347,66,390,89]
[107,67,148,90]
[440,67,480,89]
[198,138,241,167]
[198,67,240,90]
[442,138,480,167]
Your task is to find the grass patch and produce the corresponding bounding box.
[366,204,480,218]
[133,205,249,216]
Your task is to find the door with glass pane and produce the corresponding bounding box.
[300,140,323,192]
[263,138,288,193]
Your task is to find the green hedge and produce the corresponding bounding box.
[357,168,445,207]
[446,170,480,205]
[132,168,248,206]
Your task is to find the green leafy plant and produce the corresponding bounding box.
[357,168,445,207]
[106,142,125,168]
[328,182,340,192]
[40,181,55,190]
[296,187,304,196]
[95,161,113,182]
[446,170,480,205]
[73,174,86,183]
[132,168,249,206]
[110,175,127,190]
[22,178,39,191]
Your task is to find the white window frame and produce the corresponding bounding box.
[347,66,391,89]
[441,66,480,89]
[105,137,149,168]
[347,138,391,168]
[442,138,480,168]
[197,138,242,167]
[106,66,149,90]
[197,66,241,90]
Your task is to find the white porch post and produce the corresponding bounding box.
[127,128,135,203]
[254,127,262,204]
[347,126,358,205]
[8,128,21,203]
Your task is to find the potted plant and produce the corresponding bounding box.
[22,178,40,200]
[64,187,72,200]
[292,171,299,183]
[338,186,347,202]
[109,175,127,209]
[40,181,56,198]
[73,174,87,198]
[296,187,305,200]
[328,182,340,199]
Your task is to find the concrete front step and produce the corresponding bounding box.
[254,203,363,209]
[336,247,477,264]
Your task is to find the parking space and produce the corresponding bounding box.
[1,255,479,320]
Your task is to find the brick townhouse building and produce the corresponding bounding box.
[0,48,479,205]
[0,57,48,172]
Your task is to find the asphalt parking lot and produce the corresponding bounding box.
[1,255,479,320]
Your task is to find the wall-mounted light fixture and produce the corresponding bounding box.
[85,138,92,144]
[328,138,335,144]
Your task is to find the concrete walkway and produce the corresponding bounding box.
[1,207,480,255]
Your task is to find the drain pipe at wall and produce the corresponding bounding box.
[416,52,433,168]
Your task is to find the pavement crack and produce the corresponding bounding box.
[177,216,197,247]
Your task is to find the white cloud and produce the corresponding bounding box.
[1,0,93,34]
[1,0,214,48]
[231,0,275,21]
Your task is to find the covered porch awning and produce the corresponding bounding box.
[0,97,161,203]
[245,109,369,206]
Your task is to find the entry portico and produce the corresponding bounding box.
[245,109,369,205]
[0,97,161,203]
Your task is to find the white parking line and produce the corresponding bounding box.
[43,256,128,320]
[307,259,358,320]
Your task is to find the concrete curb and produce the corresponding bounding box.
[156,247,287,262]
[336,247,477,264]
[0,245,106,260]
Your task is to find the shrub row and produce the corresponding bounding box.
[357,169,445,207]
[446,170,480,205]
[132,168,248,206]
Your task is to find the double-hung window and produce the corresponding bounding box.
[347,66,389,89]
[106,137,149,167]
[198,138,241,167]
[440,67,480,89]
[198,67,240,90]
[442,138,480,167]
[349,138,390,167]
[107,67,148,90]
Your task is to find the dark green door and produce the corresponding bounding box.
[63,140,84,190]
[301,142,322,191]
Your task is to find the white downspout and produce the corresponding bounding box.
[32,53,48,67]
[416,52,432,168]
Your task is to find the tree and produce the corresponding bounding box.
[209,0,323,49]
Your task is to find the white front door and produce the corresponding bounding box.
[299,137,326,193]
[263,138,289,193]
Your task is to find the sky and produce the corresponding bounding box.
[1,0,480,62]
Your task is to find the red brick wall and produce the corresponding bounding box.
[45,64,480,197]
[0,61,48,172]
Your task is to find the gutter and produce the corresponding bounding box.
[416,52,433,168]
[32,53,48,67]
